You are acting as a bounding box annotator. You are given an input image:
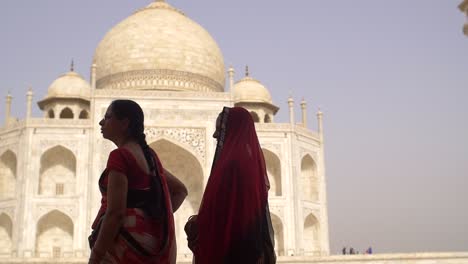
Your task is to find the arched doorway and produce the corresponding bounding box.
[300,155,318,201]
[250,111,260,123]
[39,146,76,195]
[0,213,13,255]
[304,213,320,255]
[35,210,73,258]
[59,107,73,119]
[149,139,204,257]
[262,149,282,196]
[270,213,284,256]
[0,150,17,200]
[78,110,89,119]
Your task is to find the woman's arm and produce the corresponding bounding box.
[164,168,188,213]
[89,171,128,263]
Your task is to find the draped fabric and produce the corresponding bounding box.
[90,148,176,264]
[194,107,276,264]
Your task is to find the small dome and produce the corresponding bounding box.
[46,71,91,100]
[93,0,225,92]
[233,76,273,104]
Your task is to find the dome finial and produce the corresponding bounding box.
[155,0,166,2]
[245,65,249,77]
[70,59,74,72]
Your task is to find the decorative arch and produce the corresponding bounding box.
[78,110,88,119]
[0,150,17,200]
[270,213,285,256]
[300,154,318,202]
[262,148,282,196]
[0,213,13,255]
[39,146,76,195]
[35,210,73,258]
[264,114,271,123]
[59,107,73,119]
[304,213,320,255]
[250,111,260,123]
[48,109,55,118]
[149,139,204,257]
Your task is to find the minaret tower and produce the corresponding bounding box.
[228,66,235,92]
[26,88,33,119]
[5,91,12,126]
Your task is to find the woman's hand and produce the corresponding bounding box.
[184,215,198,251]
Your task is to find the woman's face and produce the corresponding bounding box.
[98,105,128,142]
[212,114,222,139]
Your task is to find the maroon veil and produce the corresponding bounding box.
[194,107,275,263]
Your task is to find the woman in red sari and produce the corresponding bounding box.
[89,100,188,264]
[185,107,276,264]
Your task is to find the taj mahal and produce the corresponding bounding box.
[0,1,467,263]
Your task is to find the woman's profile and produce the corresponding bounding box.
[89,99,188,264]
[185,106,276,264]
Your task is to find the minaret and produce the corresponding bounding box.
[90,63,97,89]
[300,98,307,128]
[228,66,235,92]
[288,95,295,125]
[26,88,33,119]
[5,91,12,126]
[317,108,330,254]
[317,108,323,138]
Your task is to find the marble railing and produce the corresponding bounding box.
[0,118,92,133]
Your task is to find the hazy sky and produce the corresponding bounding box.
[1,0,467,254]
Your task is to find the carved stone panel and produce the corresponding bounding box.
[145,127,206,162]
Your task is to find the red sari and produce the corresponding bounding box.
[90,148,176,263]
[189,107,276,264]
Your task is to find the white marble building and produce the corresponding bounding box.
[0,0,329,261]
[1,1,467,264]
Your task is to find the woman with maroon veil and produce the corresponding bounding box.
[185,107,276,264]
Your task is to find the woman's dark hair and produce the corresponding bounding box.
[110,100,156,174]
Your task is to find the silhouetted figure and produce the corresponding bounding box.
[366,246,373,254]
[349,247,355,255]
[342,247,347,255]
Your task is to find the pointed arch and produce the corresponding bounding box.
[149,139,204,257]
[39,146,76,195]
[270,213,285,256]
[0,150,17,199]
[262,148,282,196]
[59,107,73,119]
[48,109,55,118]
[300,154,318,201]
[35,210,73,258]
[0,213,13,255]
[250,111,260,123]
[304,213,320,255]
[78,110,89,119]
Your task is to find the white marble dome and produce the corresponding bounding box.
[93,0,225,92]
[46,71,91,100]
[233,75,273,104]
